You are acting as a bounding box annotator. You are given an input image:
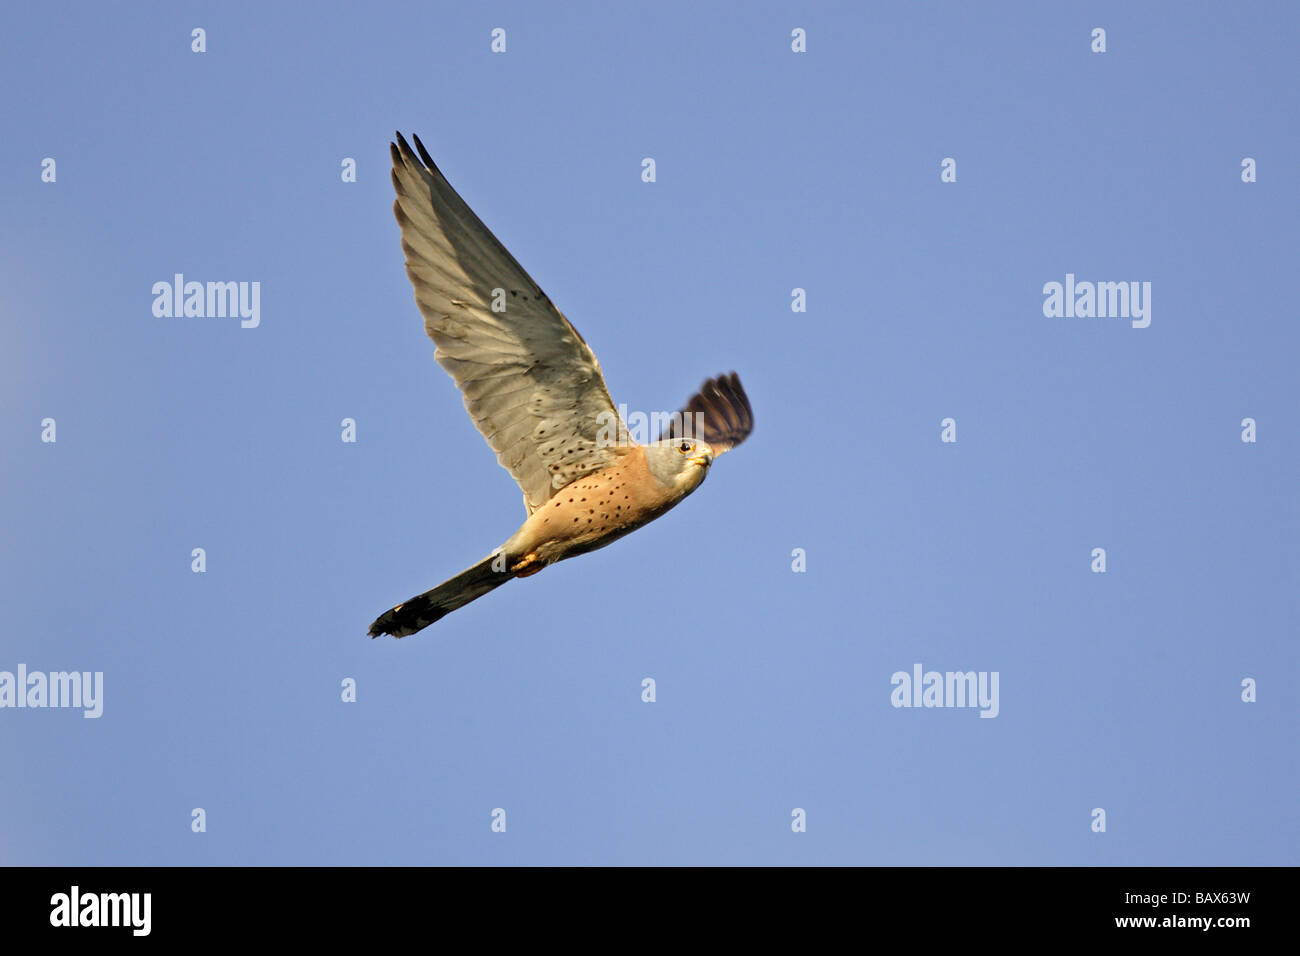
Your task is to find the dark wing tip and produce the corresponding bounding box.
[411,133,440,173]
[393,132,446,183]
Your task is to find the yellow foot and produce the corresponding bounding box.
[511,552,544,577]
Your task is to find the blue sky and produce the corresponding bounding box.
[1,1,1295,865]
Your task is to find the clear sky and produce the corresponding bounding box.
[1,1,1295,865]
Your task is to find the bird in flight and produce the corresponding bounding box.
[368,133,754,638]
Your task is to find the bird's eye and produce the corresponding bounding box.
[678,441,692,453]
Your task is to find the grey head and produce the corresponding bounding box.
[643,438,715,493]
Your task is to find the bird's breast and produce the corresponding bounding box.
[512,450,687,562]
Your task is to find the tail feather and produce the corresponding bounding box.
[369,553,513,638]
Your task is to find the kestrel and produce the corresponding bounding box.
[368,133,754,638]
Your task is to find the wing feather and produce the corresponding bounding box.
[390,132,631,513]
[662,372,755,456]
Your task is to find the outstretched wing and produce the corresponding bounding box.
[661,372,754,455]
[390,132,630,514]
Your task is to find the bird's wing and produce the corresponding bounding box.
[661,372,755,456]
[390,132,631,514]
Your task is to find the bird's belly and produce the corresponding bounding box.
[516,479,681,564]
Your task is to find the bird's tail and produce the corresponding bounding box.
[368,552,514,638]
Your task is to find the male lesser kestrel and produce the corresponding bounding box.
[368,133,754,638]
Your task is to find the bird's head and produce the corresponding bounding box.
[644,437,715,492]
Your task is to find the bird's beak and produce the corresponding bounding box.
[689,454,712,468]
